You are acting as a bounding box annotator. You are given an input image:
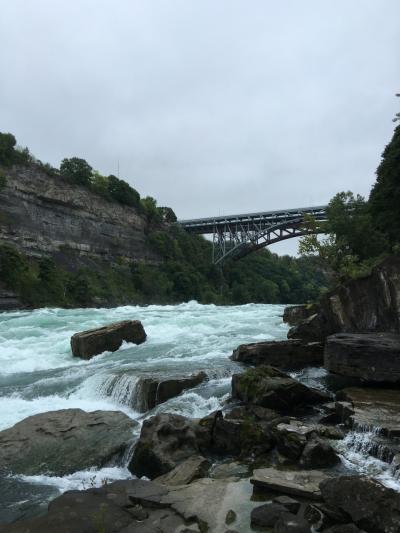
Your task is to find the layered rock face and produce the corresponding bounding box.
[0,164,159,264]
[321,256,400,335]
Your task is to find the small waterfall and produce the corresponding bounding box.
[97,374,141,410]
[336,424,400,489]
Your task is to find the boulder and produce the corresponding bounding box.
[320,475,400,533]
[128,413,209,479]
[283,304,318,326]
[273,495,301,514]
[232,339,323,369]
[231,366,329,412]
[288,313,327,342]
[274,514,311,533]
[250,503,288,527]
[0,409,137,476]
[71,320,146,359]
[134,371,207,412]
[154,455,210,486]
[251,467,332,500]
[300,438,339,469]
[324,332,400,383]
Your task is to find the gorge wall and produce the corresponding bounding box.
[0,164,160,267]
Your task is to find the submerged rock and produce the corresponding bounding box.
[231,365,329,412]
[71,320,146,359]
[134,371,207,411]
[250,502,288,527]
[232,339,323,369]
[320,475,400,533]
[0,409,137,476]
[324,332,400,383]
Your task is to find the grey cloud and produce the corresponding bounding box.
[0,0,399,255]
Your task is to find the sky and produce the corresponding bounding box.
[1,0,399,255]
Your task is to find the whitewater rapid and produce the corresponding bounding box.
[1,301,399,523]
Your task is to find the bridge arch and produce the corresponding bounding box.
[179,205,327,264]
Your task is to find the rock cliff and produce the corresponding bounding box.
[0,164,159,266]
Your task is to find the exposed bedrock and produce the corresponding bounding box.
[324,332,400,383]
[134,371,207,412]
[283,304,318,326]
[71,320,146,359]
[0,409,137,476]
[231,365,330,412]
[320,475,400,533]
[286,256,400,343]
[231,339,323,369]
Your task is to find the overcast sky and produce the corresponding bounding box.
[1,0,399,255]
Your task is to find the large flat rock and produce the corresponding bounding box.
[0,409,137,476]
[232,339,323,369]
[251,467,332,500]
[336,387,400,438]
[324,332,400,383]
[71,320,146,359]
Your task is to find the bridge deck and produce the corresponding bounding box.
[179,205,327,234]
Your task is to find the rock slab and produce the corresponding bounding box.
[251,467,331,500]
[0,409,137,476]
[232,339,323,369]
[71,320,146,359]
[325,332,400,383]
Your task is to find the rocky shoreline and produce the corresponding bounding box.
[1,257,400,532]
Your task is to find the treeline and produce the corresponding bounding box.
[300,97,400,279]
[0,132,176,224]
[0,130,327,308]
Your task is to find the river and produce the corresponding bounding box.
[0,301,398,523]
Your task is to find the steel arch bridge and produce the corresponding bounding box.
[179,205,327,264]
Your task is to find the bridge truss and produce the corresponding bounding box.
[179,205,327,264]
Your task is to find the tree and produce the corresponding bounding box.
[107,174,140,207]
[0,132,17,165]
[369,104,400,246]
[60,157,93,186]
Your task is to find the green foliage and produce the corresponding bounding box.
[107,174,140,208]
[140,196,163,225]
[60,157,93,186]
[0,133,17,165]
[299,192,388,279]
[369,122,400,247]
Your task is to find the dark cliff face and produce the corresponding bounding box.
[0,164,160,266]
[320,256,400,334]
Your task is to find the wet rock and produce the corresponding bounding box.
[225,509,236,525]
[251,467,331,500]
[135,371,207,412]
[232,339,323,369]
[231,366,329,412]
[274,422,308,460]
[128,413,209,479]
[300,438,339,469]
[211,461,250,479]
[324,332,400,383]
[272,495,301,514]
[288,313,327,343]
[71,320,146,359]
[154,455,210,486]
[323,525,367,533]
[274,514,311,532]
[336,387,400,438]
[250,503,288,527]
[0,409,137,476]
[225,404,279,423]
[283,305,318,326]
[320,475,400,533]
